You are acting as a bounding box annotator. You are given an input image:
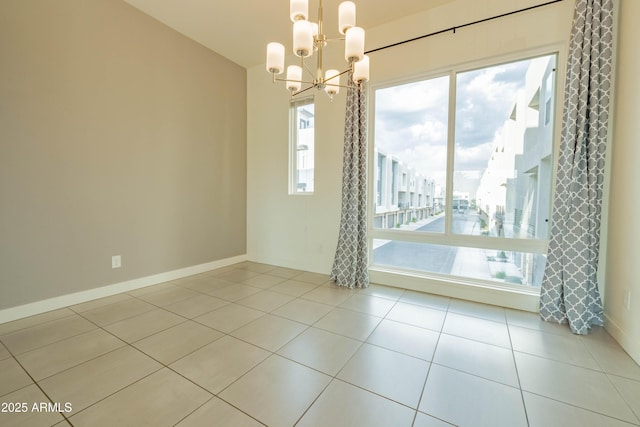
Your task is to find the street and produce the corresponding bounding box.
[372,212,481,274]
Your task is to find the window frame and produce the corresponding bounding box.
[289,96,315,195]
[368,50,561,293]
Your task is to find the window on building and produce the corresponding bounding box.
[544,72,554,126]
[371,53,557,289]
[290,98,314,194]
[376,152,385,206]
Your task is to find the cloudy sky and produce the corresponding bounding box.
[374,58,532,196]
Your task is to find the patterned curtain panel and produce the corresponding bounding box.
[330,72,369,289]
[540,0,614,334]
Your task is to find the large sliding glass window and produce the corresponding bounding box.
[371,54,557,289]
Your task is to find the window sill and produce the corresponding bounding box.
[369,265,540,312]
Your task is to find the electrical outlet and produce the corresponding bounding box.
[112,255,122,269]
[624,289,631,310]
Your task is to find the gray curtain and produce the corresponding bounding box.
[540,0,614,334]
[330,71,369,289]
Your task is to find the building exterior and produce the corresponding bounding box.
[294,104,315,193]
[373,150,439,229]
[475,55,556,286]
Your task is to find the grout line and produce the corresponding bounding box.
[5,262,638,427]
[506,316,530,427]
[2,346,76,425]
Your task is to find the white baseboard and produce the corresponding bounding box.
[604,313,640,366]
[0,254,247,325]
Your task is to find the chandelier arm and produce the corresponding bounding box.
[322,67,352,84]
[291,85,316,97]
[274,77,315,85]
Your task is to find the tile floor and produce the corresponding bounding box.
[1,261,639,426]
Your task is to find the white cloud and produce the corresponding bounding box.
[373,57,534,192]
[455,142,493,171]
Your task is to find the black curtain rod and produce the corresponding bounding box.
[365,0,565,55]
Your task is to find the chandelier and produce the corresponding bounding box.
[265,0,370,99]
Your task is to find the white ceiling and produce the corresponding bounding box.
[123,0,453,68]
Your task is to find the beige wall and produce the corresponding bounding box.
[605,0,640,363]
[0,0,247,310]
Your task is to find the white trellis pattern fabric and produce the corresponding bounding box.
[330,72,369,289]
[539,0,613,334]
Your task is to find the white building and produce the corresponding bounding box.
[475,55,556,285]
[373,149,438,228]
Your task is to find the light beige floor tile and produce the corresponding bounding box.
[337,343,429,408]
[220,355,331,427]
[169,273,210,287]
[609,375,640,421]
[269,279,318,297]
[302,286,355,306]
[170,335,270,394]
[0,342,12,360]
[314,308,381,341]
[70,294,133,313]
[297,379,415,427]
[339,293,396,317]
[399,291,450,311]
[419,364,527,427]
[581,325,620,347]
[209,284,262,302]
[206,264,241,276]
[236,290,295,312]
[240,273,286,289]
[133,320,223,364]
[103,309,184,343]
[39,346,161,413]
[366,319,440,361]
[295,271,331,285]
[237,262,278,274]
[80,298,156,326]
[524,391,637,427]
[127,282,176,297]
[69,368,211,427]
[271,298,333,325]
[0,384,65,427]
[134,286,200,307]
[278,327,362,375]
[515,352,637,422]
[0,308,76,336]
[442,312,511,348]
[386,302,446,332]
[359,283,405,301]
[1,315,96,355]
[582,338,640,381]
[194,304,264,333]
[163,294,229,318]
[175,275,234,294]
[16,328,125,381]
[266,266,304,279]
[413,412,456,426]
[509,324,600,370]
[448,299,506,323]
[0,357,32,396]
[176,396,263,427]
[215,269,261,283]
[505,309,574,337]
[231,314,307,352]
[433,333,519,387]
